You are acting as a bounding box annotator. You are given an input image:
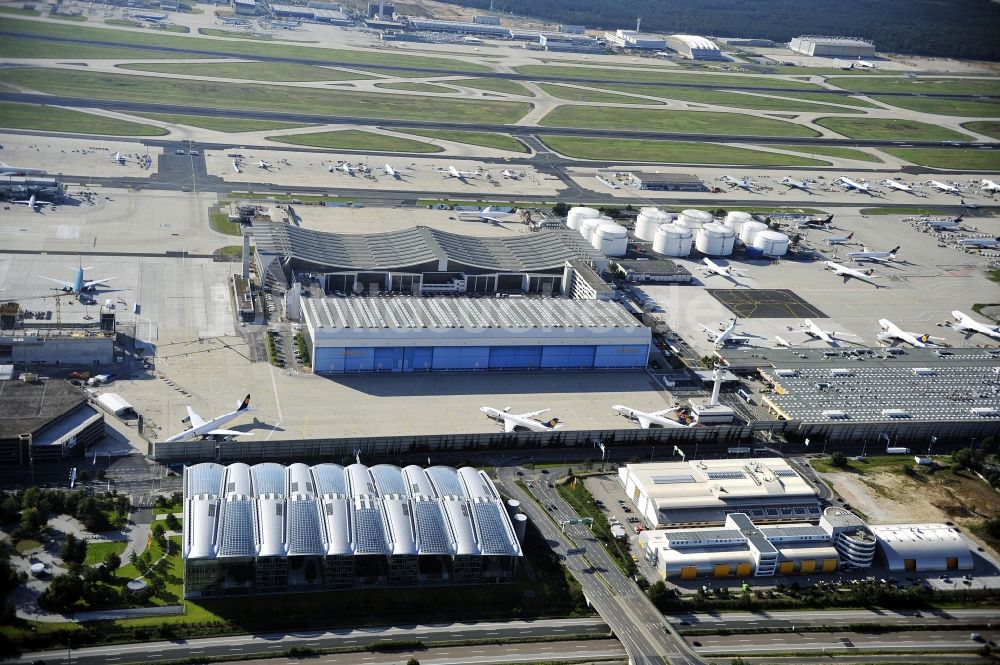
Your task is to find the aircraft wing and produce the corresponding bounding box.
[650,407,679,417]
[503,418,518,433]
[40,276,74,290]
[635,415,653,429]
[729,336,752,344]
[699,323,718,335]
[84,277,116,289]
[186,406,206,429]
[206,428,251,438]
[518,409,549,419]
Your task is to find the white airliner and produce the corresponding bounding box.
[111,151,126,163]
[980,179,1000,193]
[879,179,918,194]
[913,216,962,229]
[718,175,761,192]
[779,177,815,193]
[951,310,1000,341]
[824,261,882,287]
[232,160,242,174]
[701,257,747,281]
[612,405,691,429]
[10,194,50,211]
[457,206,512,226]
[957,236,1000,248]
[256,160,272,169]
[700,318,752,347]
[834,176,874,194]
[480,407,562,433]
[791,214,835,229]
[501,169,522,180]
[446,165,478,180]
[924,180,962,195]
[847,245,900,263]
[802,318,858,346]
[164,395,254,443]
[40,264,116,296]
[877,319,943,348]
[825,232,854,245]
[383,164,400,178]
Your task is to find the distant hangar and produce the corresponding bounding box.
[666,35,723,60]
[789,35,875,58]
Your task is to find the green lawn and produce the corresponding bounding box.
[105,18,140,27]
[14,539,42,555]
[0,101,167,136]
[515,64,823,90]
[4,68,531,125]
[0,16,490,72]
[198,27,272,39]
[872,96,1000,118]
[373,81,454,93]
[882,148,1000,170]
[0,34,196,59]
[538,135,828,166]
[539,106,819,137]
[536,83,663,105]
[963,121,1000,140]
[50,13,87,21]
[814,116,971,141]
[768,91,878,108]
[567,83,867,113]
[0,6,40,15]
[214,245,243,257]
[118,61,373,82]
[400,129,528,153]
[209,210,242,236]
[769,144,883,163]
[829,76,1000,97]
[450,78,535,97]
[269,129,442,153]
[133,112,313,133]
[83,540,127,566]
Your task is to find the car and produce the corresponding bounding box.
[971,633,984,642]
[516,471,524,476]
[540,469,549,474]
[623,506,632,513]
[190,150,200,156]
[175,149,186,155]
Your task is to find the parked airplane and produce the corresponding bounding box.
[825,232,854,245]
[957,236,1000,248]
[847,245,900,263]
[792,214,835,229]
[980,179,1000,193]
[700,318,752,347]
[164,395,254,443]
[256,160,272,169]
[383,164,400,178]
[877,319,943,348]
[501,169,523,180]
[612,405,691,429]
[480,407,562,433]
[232,160,242,174]
[718,175,762,192]
[801,318,858,346]
[10,194,50,211]
[779,177,815,193]
[824,260,882,287]
[913,216,962,229]
[834,176,875,194]
[445,165,478,180]
[40,264,116,296]
[924,180,962,195]
[879,179,919,194]
[111,151,126,163]
[701,257,748,281]
[838,57,876,70]
[951,310,1000,341]
[457,206,512,226]
[0,161,47,176]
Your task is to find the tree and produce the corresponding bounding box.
[983,514,1000,540]
[0,495,20,524]
[152,523,166,543]
[20,507,45,534]
[406,659,421,665]
[551,202,569,217]
[646,580,669,609]
[129,549,139,568]
[165,513,180,531]
[61,533,87,565]
[38,572,83,613]
[103,550,121,574]
[830,451,849,469]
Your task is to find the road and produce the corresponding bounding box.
[672,607,1000,629]
[1,92,995,151]
[692,628,999,656]
[10,618,612,665]
[496,465,704,665]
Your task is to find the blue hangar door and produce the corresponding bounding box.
[488,346,542,369]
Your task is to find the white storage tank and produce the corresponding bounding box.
[679,209,713,231]
[635,207,670,241]
[724,211,752,234]
[593,222,628,256]
[739,220,769,246]
[696,222,736,256]
[653,223,693,257]
[566,206,600,232]
[751,230,790,257]
[581,216,606,242]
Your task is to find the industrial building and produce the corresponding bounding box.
[300,293,650,373]
[665,35,723,60]
[609,259,693,284]
[182,462,523,598]
[562,260,616,301]
[558,24,586,34]
[604,29,666,50]
[789,35,875,57]
[408,18,511,37]
[232,0,257,15]
[0,175,63,201]
[626,172,707,192]
[618,459,822,527]
[871,523,974,572]
[0,377,105,465]
[539,34,604,53]
[252,221,607,295]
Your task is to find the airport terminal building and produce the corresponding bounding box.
[182,462,523,598]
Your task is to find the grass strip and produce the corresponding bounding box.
[0,100,166,136]
[814,116,971,141]
[268,129,442,153]
[538,135,828,166]
[118,61,373,82]
[401,129,529,153]
[539,105,818,137]
[882,148,1000,170]
[133,112,313,133]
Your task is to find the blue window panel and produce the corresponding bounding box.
[542,345,595,368]
[593,344,648,368]
[373,347,403,372]
[314,347,345,373]
[344,347,374,371]
[489,346,542,369]
[403,347,433,371]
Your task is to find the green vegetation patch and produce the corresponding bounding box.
[269,129,442,153]
[213,245,243,257]
[451,77,535,96]
[0,101,167,136]
[198,27,272,39]
[539,106,819,137]
[209,204,242,236]
[0,35,194,59]
[134,112,313,133]
[882,147,1000,170]
[515,64,823,90]
[3,69,531,125]
[859,207,953,216]
[873,96,1000,117]
[537,83,662,105]
[829,76,1000,97]
[0,5,40,15]
[373,81,454,93]
[83,541,126,566]
[963,121,1000,140]
[769,144,883,163]
[400,129,529,153]
[576,83,864,113]
[814,116,971,141]
[538,135,828,166]
[118,61,373,82]
[105,18,140,27]
[50,13,87,21]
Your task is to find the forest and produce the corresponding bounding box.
[435,0,1000,62]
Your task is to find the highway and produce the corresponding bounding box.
[10,618,612,665]
[672,607,1000,629]
[692,628,999,656]
[1,29,995,101]
[496,465,704,665]
[1,92,996,150]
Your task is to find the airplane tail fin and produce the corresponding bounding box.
[889,246,900,255]
[237,394,251,411]
[545,418,560,428]
[847,232,854,240]
[824,214,834,223]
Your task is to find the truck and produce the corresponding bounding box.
[886,447,911,454]
[87,374,113,386]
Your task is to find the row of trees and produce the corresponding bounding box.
[0,487,130,538]
[437,0,1000,61]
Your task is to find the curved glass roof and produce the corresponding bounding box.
[312,464,347,496]
[252,463,286,497]
[186,462,224,497]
